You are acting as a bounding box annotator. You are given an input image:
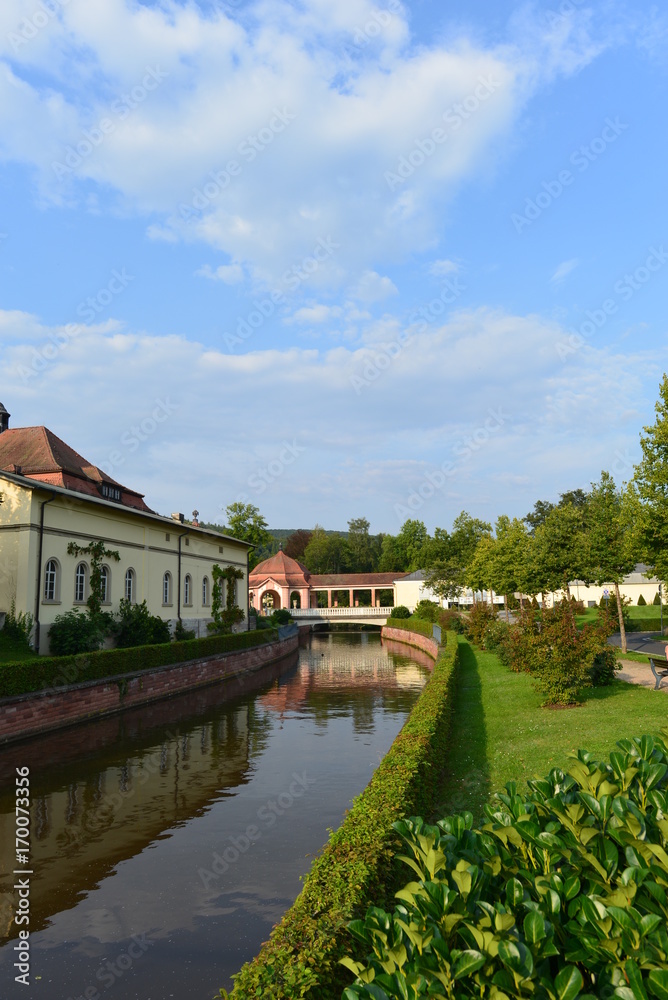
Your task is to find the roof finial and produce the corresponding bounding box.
[279,540,283,551]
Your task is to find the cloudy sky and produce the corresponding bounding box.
[0,0,665,532]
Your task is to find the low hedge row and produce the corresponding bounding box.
[385,617,435,639]
[0,629,279,699]
[626,617,664,633]
[224,630,460,1000]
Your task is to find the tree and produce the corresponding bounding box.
[223,501,270,569]
[464,536,497,605]
[493,516,532,617]
[633,374,668,587]
[347,517,374,573]
[303,526,350,574]
[531,501,589,599]
[284,529,312,561]
[587,471,639,652]
[425,512,492,602]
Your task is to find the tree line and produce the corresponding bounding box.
[213,375,668,651]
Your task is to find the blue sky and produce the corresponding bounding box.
[0,0,666,533]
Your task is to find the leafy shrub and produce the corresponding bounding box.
[638,593,647,606]
[343,732,668,1000]
[464,602,498,648]
[438,609,465,634]
[569,597,586,612]
[173,618,197,641]
[270,608,292,625]
[589,646,619,686]
[48,610,111,656]
[412,600,440,622]
[114,599,170,648]
[654,591,662,606]
[2,599,33,647]
[389,605,411,619]
[483,619,510,657]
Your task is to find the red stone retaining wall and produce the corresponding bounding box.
[0,636,298,746]
[381,626,439,660]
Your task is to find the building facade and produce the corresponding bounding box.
[0,409,250,653]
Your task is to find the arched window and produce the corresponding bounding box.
[99,565,110,604]
[184,574,192,606]
[74,563,87,603]
[163,572,172,606]
[202,576,209,606]
[44,559,59,601]
[125,568,135,604]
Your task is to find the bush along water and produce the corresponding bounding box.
[343,732,668,1000]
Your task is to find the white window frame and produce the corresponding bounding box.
[99,565,110,605]
[124,568,135,604]
[43,559,59,602]
[184,574,192,607]
[163,572,172,606]
[74,562,88,604]
[202,576,209,607]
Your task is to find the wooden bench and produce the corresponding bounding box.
[649,657,668,690]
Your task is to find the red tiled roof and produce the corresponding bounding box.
[249,551,311,588]
[309,573,408,587]
[0,426,152,512]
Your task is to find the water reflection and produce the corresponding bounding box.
[0,632,430,998]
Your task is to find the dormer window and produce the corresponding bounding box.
[101,484,122,502]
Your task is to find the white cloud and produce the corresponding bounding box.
[196,263,244,284]
[429,259,459,277]
[0,0,606,287]
[286,304,343,325]
[349,270,398,303]
[550,258,580,284]
[0,305,658,530]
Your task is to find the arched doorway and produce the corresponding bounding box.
[262,590,281,612]
[290,591,302,609]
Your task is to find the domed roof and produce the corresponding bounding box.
[249,550,311,587]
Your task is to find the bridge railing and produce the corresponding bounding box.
[290,607,394,618]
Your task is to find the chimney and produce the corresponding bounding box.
[0,402,9,434]
[171,512,185,523]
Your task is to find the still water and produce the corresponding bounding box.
[0,632,431,999]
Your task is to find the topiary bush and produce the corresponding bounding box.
[638,593,647,606]
[412,600,441,622]
[654,591,662,606]
[389,606,411,619]
[343,732,668,1000]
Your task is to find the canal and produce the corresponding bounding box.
[0,631,432,999]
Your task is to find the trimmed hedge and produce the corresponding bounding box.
[384,617,434,639]
[0,629,279,699]
[223,631,460,1000]
[626,617,664,633]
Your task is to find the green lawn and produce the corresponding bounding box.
[0,634,38,664]
[434,638,668,824]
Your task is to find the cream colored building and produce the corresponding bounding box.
[0,411,250,653]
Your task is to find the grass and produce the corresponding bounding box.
[433,637,668,824]
[0,633,37,664]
